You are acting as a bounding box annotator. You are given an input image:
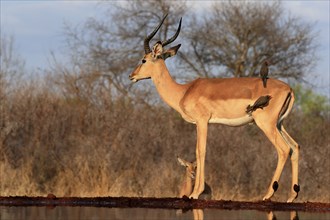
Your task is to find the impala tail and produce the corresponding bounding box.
[277,89,294,131]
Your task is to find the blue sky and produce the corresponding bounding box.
[1,1,329,96]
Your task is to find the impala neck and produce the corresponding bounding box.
[151,61,187,113]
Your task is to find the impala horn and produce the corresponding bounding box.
[162,17,182,47]
[144,14,182,54]
[144,14,168,54]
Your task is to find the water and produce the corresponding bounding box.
[1,206,329,220]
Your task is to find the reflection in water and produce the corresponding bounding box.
[267,211,299,220]
[290,211,299,220]
[1,206,329,220]
[192,209,203,220]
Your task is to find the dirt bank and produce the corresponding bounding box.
[1,196,329,212]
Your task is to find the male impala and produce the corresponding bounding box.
[129,14,300,202]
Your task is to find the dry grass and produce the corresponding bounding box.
[0,79,329,203]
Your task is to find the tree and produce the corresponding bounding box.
[180,1,317,80]
[0,35,26,168]
[293,84,329,118]
[0,35,25,96]
[54,0,317,103]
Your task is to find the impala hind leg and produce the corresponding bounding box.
[280,126,300,202]
[256,121,291,201]
[190,120,208,199]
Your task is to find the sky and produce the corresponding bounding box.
[1,1,329,97]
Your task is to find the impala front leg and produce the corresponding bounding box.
[190,120,208,199]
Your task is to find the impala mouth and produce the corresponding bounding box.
[129,75,138,82]
[129,77,137,82]
[129,76,151,83]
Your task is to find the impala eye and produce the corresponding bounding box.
[142,59,146,64]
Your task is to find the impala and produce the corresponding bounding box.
[177,157,212,200]
[129,14,300,202]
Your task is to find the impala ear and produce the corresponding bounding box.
[162,44,181,60]
[177,157,189,167]
[152,41,163,59]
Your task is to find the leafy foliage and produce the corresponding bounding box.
[293,84,329,117]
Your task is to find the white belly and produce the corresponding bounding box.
[209,115,253,126]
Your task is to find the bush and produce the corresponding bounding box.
[1,79,329,202]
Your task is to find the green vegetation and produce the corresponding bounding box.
[293,84,329,117]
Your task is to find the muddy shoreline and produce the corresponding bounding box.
[1,196,329,212]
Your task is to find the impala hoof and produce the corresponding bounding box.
[287,194,297,203]
[262,197,271,201]
[287,184,300,203]
[189,193,199,199]
[262,191,274,201]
